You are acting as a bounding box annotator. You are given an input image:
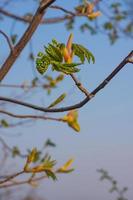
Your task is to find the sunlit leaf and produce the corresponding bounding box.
[72,43,95,63]
[57,159,74,173]
[62,110,80,132]
[52,62,81,74]
[27,148,40,164]
[36,34,94,75]
[48,93,66,108]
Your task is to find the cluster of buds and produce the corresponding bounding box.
[75,1,101,19]
[62,110,80,132]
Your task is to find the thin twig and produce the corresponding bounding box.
[0,173,46,188]
[0,137,12,152]
[0,119,35,129]
[0,109,63,122]
[0,171,24,184]
[0,83,51,89]
[0,29,13,52]
[70,74,93,98]
[0,136,26,159]
[50,5,75,16]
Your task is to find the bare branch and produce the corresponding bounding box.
[0,109,63,122]
[0,137,12,152]
[0,83,52,89]
[0,29,13,52]
[0,171,24,185]
[0,173,47,188]
[0,51,132,112]
[50,5,75,16]
[0,136,26,159]
[0,7,71,24]
[0,0,56,82]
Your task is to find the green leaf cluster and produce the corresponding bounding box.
[36,40,63,74]
[24,148,57,181]
[36,37,95,75]
[27,148,40,163]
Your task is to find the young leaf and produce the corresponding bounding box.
[55,74,64,82]
[45,44,63,62]
[36,34,95,76]
[36,55,50,74]
[45,170,57,181]
[57,159,74,173]
[52,39,59,46]
[62,110,80,132]
[72,43,95,63]
[44,139,56,148]
[1,119,9,127]
[48,93,66,108]
[11,34,18,44]
[27,148,40,164]
[52,62,80,74]
[12,146,20,157]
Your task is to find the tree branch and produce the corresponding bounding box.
[0,7,73,24]
[0,0,56,82]
[0,171,24,185]
[50,5,75,16]
[0,51,132,112]
[0,109,63,122]
[0,83,54,89]
[0,173,47,188]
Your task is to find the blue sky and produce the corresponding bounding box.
[0,0,133,199]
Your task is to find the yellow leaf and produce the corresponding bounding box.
[62,159,74,170]
[62,110,80,132]
[69,121,80,132]
[30,165,53,173]
[57,159,74,173]
[48,93,66,108]
[27,148,38,164]
[24,148,40,171]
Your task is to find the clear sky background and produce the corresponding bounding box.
[0,0,133,200]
